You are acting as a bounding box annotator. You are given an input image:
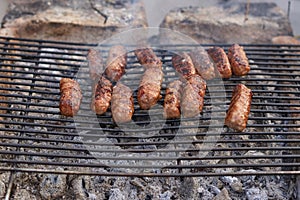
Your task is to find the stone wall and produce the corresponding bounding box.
[1,0,148,43]
[160,2,293,44]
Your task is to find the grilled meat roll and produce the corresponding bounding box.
[134,47,162,69]
[87,48,104,81]
[227,44,250,76]
[172,52,196,80]
[60,78,82,117]
[181,74,206,118]
[91,75,113,115]
[111,83,134,123]
[189,48,216,80]
[163,80,183,119]
[105,45,127,82]
[207,46,232,79]
[225,84,253,132]
[138,67,163,110]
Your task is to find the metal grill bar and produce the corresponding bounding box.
[0,36,299,177]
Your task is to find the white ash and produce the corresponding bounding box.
[246,187,268,200]
[38,48,76,80]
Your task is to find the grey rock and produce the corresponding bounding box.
[2,0,148,43]
[160,2,293,44]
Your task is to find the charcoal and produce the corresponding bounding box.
[12,189,36,200]
[213,188,231,200]
[159,191,173,200]
[109,188,126,200]
[246,187,268,200]
[0,180,6,199]
[220,176,243,193]
[39,173,67,199]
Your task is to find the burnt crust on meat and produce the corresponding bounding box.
[225,84,253,132]
[138,67,163,110]
[181,74,206,118]
[91,75,113,115]
[189,48,216,80]
[172,52,196,80]
[163,80,183,119]
[60,78,82,117]
[111,82,134,123]
[134,47,162,69]
[227,44,250,76]
[207,46,232,79]
[105,45,127,82]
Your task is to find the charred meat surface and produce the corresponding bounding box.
[111,83,134,123]
[181,74,206,118]
[91,76,113,115]
[134,47,162,69]
[228,44,250,76]
[163,80,183,119]
[59,78,82,117]
[189,48,216,80]
[207,46,232,79]
[172,52,196,80]
[138,67,163,110]
[225,84,253,132]
[105,45,127,82]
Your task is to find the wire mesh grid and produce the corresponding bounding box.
[0,36,299,177]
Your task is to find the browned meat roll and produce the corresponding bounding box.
[207,46,232,79]
[87,48,104,81]
[134,47,162,69]
[189,48,216,80]
[225,84,253,132]
[60,78,82,117]
[105,45,127,82]
[163,80,183,119]
[172,52,196,80]
[227,44,250,76]
[181,74,206,118]
[91,75,113,115]
[138,67,163,110]
[111,83,134,123]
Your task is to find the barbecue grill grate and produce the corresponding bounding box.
[0,36,299,178]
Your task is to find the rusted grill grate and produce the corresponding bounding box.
[0,36,299,177]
